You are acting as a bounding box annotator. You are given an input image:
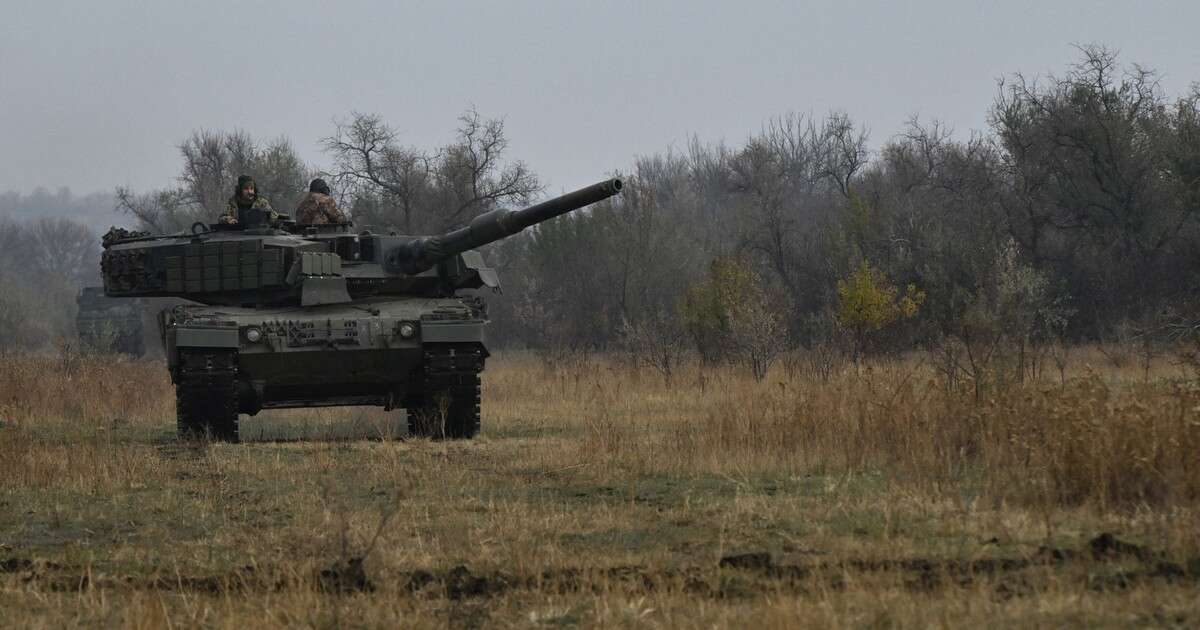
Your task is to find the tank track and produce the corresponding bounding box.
[406,344,484,439]
[175,349,240,442]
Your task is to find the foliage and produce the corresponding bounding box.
[991,45,1200,330]
[680,256,787,380]
[938,240,1072,398]
[835,260,924,361]
[496,160,701,350]
[0,215,98,350]
[680,257,740,363]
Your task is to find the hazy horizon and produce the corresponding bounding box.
[2,0,1197,198]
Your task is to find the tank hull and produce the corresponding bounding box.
[161,295,487,439]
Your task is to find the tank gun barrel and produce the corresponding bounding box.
[389,178,622,274]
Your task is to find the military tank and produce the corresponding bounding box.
[101,178,623,441]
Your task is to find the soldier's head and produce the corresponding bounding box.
[309,178,331,196]
[235,175,257,203]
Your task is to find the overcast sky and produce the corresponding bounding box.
[1,0,1197,197]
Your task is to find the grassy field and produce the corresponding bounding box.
[1,348,1198,628]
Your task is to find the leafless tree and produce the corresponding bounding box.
[619,310,690,383]
[115,186,193,233]
[819,111,870,199]
[179,130,308,216]
[322,113,434,233]
[117,130,308,232]
[0,216,31,265]
[24,217,98,282]
[179,130,246,213]
[727,112,865,319]
[323,108,541,233]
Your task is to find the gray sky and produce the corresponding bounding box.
[2,0,1197,197]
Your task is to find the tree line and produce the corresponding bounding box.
[0,213,98,348]
[500,47,1200,384]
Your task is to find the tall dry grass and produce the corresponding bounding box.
[0,350,172,429]
[0,351,174,495]
[2,344,1196,512]
[486,349,1200,511]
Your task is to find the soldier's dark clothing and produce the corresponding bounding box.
[219,194,276,225]
[295,191,346,224]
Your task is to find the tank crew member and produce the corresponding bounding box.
[295,178,347,224]
[218,175,277,225]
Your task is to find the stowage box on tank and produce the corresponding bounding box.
[100,178,622,441]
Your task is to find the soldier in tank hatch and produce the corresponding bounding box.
[218,175,277,226]
[295,178,347,225]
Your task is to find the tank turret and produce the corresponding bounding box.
[101,178,623,307]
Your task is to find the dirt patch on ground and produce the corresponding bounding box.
[4,533,1197,600]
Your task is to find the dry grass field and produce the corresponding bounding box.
[1,347,1199,628]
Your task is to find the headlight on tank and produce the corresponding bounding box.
[398,322,418,339]
[244,327,263,343]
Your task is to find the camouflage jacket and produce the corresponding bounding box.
[219,195,276,225]
[295,192,347,225]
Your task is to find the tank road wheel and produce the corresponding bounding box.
[175,349,240,442]
[407,345,484,440]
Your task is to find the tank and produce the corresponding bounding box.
[76,287,145,356]
[101,178,623,441]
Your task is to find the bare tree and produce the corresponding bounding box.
[179,130,308,216]
[115,187,193,233]
[179,130,243,213]
[253,136,309,211]
[322,113,434,233]
[117,130,309,233]
[619,310,690,383]
[727,112,865,319]
[0,215,105,348]
[24,217,98,282]
[323,108,541,233]
[819,111,870,199]
[0,216,31,265]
